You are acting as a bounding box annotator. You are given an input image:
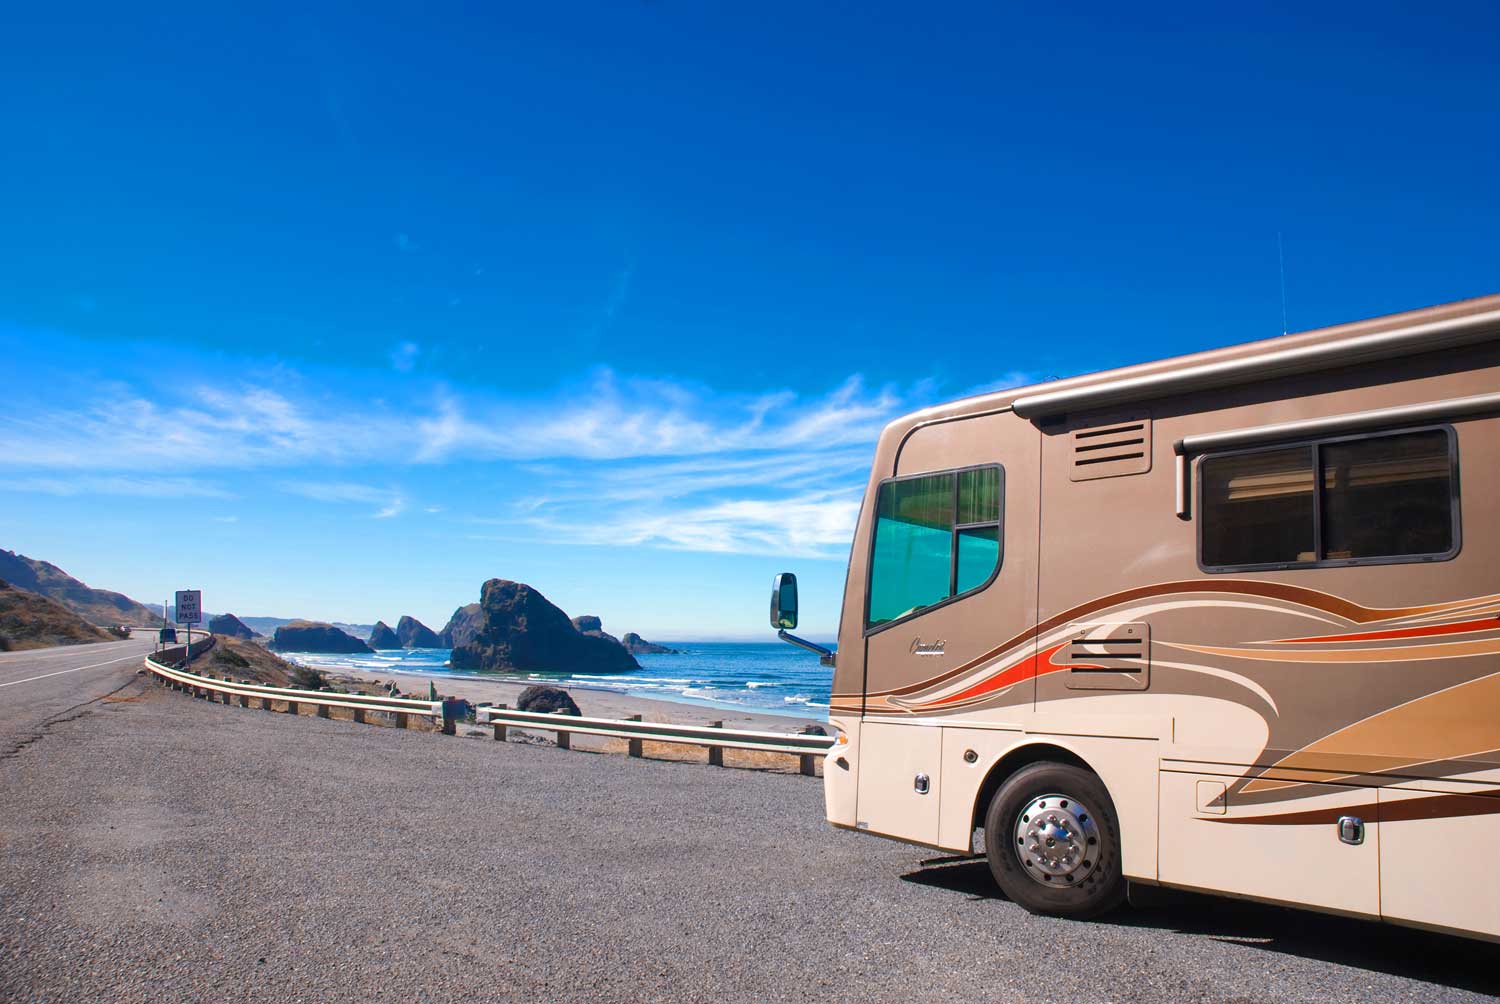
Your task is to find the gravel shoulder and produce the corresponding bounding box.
[2,678,1498,1004]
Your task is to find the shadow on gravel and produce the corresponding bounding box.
[902,857,1500,997]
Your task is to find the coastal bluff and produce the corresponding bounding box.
[271,620,373,654]
[449,580,640,674]
[208,613,256,639]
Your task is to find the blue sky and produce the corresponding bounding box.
[2,3,1497,637]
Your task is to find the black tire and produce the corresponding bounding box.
[983,761,1126,919]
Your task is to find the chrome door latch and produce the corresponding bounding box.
[913,773,931,795]
[1338,815,1365,845]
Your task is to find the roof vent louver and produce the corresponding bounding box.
[1069,412,1152,481]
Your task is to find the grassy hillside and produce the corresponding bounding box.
[0,549,159,627]
[204,635,302,686]
[0,579,113,651]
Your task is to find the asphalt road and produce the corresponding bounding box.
[2,648,1498,1004]
[0,633,155,755]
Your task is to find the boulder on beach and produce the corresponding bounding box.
[621,632,677,655]
[516,685,581,716]
[270,620,373,654]
[396,615,441,648]
[449,579,640,674]
[368,621,401,649]
[438,603,482,648]
[208,613,256,639]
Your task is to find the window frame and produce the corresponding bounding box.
[1196,423,1461,574]
[863,463,1006,635]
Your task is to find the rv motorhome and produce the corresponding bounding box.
[772,294,1500,939]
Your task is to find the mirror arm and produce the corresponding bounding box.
[778,629,835,667]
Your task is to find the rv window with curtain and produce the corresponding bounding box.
[867,465,1003,628]
[1199,427,1456,571]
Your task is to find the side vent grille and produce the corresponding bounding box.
[1064,622,1150,691]
[1069,412,1152,481]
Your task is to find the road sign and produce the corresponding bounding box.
[175,589,202,625]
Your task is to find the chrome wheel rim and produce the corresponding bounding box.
[1013,793,1100,887]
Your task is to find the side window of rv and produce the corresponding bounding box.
[1199,428,1457,571]
[867,466,1003,628]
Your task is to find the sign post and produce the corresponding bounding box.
[176,589,202,667]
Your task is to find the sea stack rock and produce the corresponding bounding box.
[570,614,620,644]
[621,632,677,655]
[396,615,441,648]
[368,621,401,649]
[271,620,373,654]
[208,613,256,639]
[449,579,640,673]
[439,603,482,648]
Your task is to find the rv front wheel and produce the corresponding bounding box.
[984,762,1125,919]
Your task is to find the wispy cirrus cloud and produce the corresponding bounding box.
[0,341,1035,557]
[0,474,234,499]
[0,368,911,471]
[279,481,405,519]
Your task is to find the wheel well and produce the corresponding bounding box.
[970,743,1096,833]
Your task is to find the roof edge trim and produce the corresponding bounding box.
[1012,306,1500,420]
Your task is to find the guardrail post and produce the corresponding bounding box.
[219,677,233,705]
[260,693,273,711]
[316,701,330,719]
[627,714,643,758]
[555,712,571,750]
[492,704,508,742]
[237,682,250,708]
[285,699,299,715]
[800,752,817,777]
[439,700,460,736]
[395,712,408,729]
[352,707,366,724]
[708,721,724,767]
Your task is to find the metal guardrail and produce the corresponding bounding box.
[143,653,462,732]
[477,705,835,775]
[143,651,835,774]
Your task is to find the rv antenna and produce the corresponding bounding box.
[1277,231,1289,336]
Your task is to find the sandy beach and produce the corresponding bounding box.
[309,663,829,772]
[319,665,820,732]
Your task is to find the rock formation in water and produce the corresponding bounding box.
[620,632,677,655]
[449,580,640,673]
[208,613,257,639]
[570,613,621,645]
[270,620,373,654]
[396,615,441,648]
[438,603,482,648]
[367,621,401,649]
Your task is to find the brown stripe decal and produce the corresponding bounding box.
[1212,792,1500,825]
[870,579,1484,700]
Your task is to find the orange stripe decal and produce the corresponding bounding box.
[1275,615,1500,645]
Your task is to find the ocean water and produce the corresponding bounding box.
[277,641,835,719]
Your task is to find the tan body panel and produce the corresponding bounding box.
[827,294,1500,939]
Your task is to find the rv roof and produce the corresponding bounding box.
[902,293,1500,427]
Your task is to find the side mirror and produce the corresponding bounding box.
[770,572,798,630]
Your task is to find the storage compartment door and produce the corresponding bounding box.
[1158,771,1379,917]
[1379,787,1500,938]
[856,722,943,847]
